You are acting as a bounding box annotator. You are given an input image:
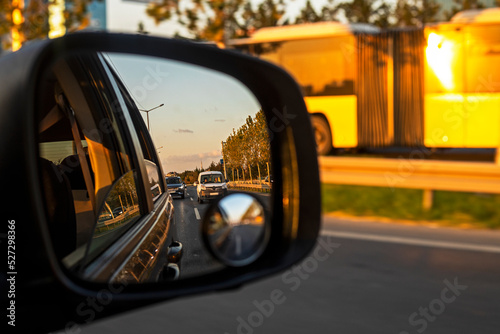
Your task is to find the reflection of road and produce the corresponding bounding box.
[173,187,272,279]
[215,224,263,261]
[173,186,224,279]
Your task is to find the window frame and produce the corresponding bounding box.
[106,60,167,205]
[71,53,170,280]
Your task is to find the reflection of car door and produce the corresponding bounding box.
[62,53,180,283]
[98,55,181,283]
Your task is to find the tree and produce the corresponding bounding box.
[394,0,441,27]
[445,0,488,20]
[223,110,270,182]
[253,109,270,181]
[335,0,393,28]
[145,0,285,44]
[294,0,323,24]
[1,0,102,51]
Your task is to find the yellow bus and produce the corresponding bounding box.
[229,8,500,155]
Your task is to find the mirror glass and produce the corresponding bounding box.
[37,50,273,283]
[202,193,270,267]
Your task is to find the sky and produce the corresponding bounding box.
[106,0,348,37]
[105,53,262,173]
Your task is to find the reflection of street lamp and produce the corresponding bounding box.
[139,103,164,131]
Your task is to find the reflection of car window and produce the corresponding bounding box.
[38,52,145,268]
[92,171,140,261]
[79,55,144,264]
[109,57,164,203]
[168,177,182,184]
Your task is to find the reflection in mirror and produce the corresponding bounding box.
[202,194,270,267]
[91,171,140,260]
[37,51,272,283]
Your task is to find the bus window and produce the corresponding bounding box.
[252,36,356,97]
[465,25,500,93]
[425,27,465,93]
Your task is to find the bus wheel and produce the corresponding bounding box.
[311,115,333,156]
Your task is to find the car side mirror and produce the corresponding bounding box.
[0,32,320,333]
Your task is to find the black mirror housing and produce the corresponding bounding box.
[0,32,320,333]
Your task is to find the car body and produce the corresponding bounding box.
[33,50,183,284]
[196,171,228,203]
[166,176,187,199]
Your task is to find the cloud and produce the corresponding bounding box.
[173,129,194,133]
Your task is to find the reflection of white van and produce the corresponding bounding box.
[196,171,227,203]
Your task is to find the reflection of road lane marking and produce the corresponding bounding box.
[235,234,242,256]
[194,207,201,220]
[190,197,193,201]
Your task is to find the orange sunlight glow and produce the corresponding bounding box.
[48,0,66,39]
[426,32,455,91]
[11,0,24,51]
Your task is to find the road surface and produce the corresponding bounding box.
[83,204,500,334]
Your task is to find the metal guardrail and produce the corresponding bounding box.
[319,156,500,209]
[228,181,271,192]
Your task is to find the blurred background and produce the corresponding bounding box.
[3,1,500,333]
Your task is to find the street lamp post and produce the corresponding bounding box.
[139,103,164,131]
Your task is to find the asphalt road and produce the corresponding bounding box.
[82,207,500,334]
[172,186,271,278]
[170,185,224,278]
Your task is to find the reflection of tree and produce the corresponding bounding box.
[102,172,138,214]
[95,172,140,236]
[240,200,264,225]
[224,110,269,182]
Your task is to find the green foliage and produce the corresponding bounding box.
[223,109,270,181]
[393,0,441,27]
[322,184,500,229]
[335,0,391,26]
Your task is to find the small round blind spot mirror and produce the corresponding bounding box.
[202,193,270,267]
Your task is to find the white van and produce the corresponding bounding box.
[196,171,227,203]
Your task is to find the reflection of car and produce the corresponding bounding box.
[196,171,228,203]
[33,51,183,284]
[166,176,187,199]
[112,207,124,217]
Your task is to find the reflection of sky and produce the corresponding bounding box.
[105,53,261,172]
[219,194,260,226]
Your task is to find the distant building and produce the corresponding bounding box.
[88,1,107,30]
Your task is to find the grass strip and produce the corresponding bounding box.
[322,184,500,229]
